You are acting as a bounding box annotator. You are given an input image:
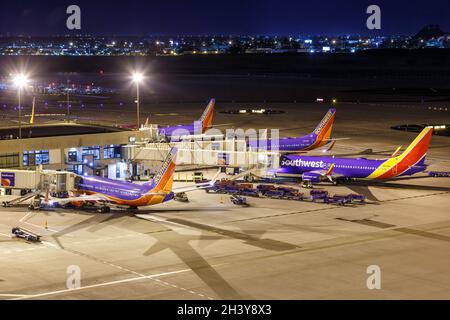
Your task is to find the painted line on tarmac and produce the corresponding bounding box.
[19,212,35,223]
[11,268,206,300]
[19,211,60,233]
[0,294,29,298]
[23,221,59,233]
[40,243,215,300]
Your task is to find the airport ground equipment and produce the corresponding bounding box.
[192,172,205,182]
[349,194,366,203]
[11,227,41,242]
[207,180,365,205]
[310,190,329,203]
[230,195,249,207]
[329,194,352,206]
[174,192,189,202]
[428,171,450,177]
[301,180,314,189]
[29,194,44,210]
[2,191,41,208]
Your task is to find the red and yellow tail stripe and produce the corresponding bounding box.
[200,99,215,133]
[150,147,177,193]
[368,127,433,180]
[306,108,336,150]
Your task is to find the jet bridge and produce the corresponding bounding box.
[122,138,280,171]
[0,168,77,193]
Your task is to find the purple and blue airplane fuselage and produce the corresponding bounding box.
[157,99,215,139]
[278,156,426,180]
[248,108,337,152]
[276,126,434,181]
[76,176,175,203]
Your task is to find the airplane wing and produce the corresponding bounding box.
[47,194,110,205]
[210,123,236,128]
[49,190,172,205]
[323,138,350,142]
[172,170,221,194]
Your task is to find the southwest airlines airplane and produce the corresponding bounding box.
[158,99,215,139]
[248,108,337,153]
[276,127,434,183]
[46,148,214,212]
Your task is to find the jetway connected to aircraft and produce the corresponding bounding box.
[122,138,281,171]
[0,168,76,194]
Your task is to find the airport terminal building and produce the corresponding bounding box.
[0,123,145,179]
[0,122,279,187]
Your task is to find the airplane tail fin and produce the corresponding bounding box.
[368,127,433,180]
[145,147,177,193]
[399,127,433,167]
[30,97,36,125]
[199,99,215,133]
[312,108,336,146]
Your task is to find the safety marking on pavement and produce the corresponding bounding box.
[0,294,30,298]
[21,240,215,301]
[19,212,35,223]
[11,268,213,300]
[19,211,59,233]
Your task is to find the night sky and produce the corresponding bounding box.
[0,0,449,36]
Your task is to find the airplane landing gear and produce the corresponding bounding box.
[97,206,111,214]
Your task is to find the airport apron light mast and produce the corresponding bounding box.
[12,73,29,140]
[132,72,144,129]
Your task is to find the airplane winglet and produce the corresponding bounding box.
[30,97,36,124]
[324,141,336,152]
[391,146,402,158]
[326,163,335,176]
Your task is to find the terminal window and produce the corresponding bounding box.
[0,153,20,168]
[104,145,122,159]
[23,150,50,167]
[82,146,100,160]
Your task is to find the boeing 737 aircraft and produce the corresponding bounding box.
[158,99,215,139]
[248,108,337,153]
[276,127,433,183]
[42,148,214,212]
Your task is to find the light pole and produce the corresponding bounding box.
[66,80,70,119]
[13,74,29,139]
[132,72,144,130]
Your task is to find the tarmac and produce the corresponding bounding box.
[1,100,450,300]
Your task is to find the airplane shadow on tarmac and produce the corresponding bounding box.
[343,177,450,203]
[48,210,250,299]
